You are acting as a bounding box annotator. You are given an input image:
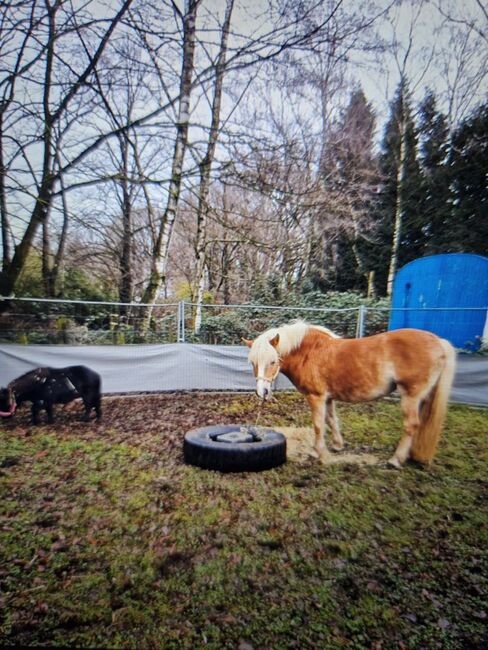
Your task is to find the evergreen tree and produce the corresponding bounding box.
[372,80,424,295]
[310,87,379,293]
[417,91,450,254]
[447,101,488,255]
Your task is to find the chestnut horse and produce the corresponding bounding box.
[243,321,456,468]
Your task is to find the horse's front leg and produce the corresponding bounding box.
[45,401,55,424]
[31,401,42,425]
[326,398,344,451]
[306,394,331,464]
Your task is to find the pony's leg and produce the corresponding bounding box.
[31,401,41,425]
[326,398,344,451]
[306,394,331,464]
[45,401,54,424]
[80,400,91,422]
[94,396,102,421]
[79,390,91,421]
[388,394,421,469]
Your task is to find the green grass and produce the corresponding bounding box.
[0,394,487,649]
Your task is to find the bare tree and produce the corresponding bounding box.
[193,0,235,334]
[433,0,488,128]
[139,0,201,322]
[0,0,133,307]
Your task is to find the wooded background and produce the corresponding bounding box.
[1,0,487,333]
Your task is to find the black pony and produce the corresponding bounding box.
[0,365,101,425]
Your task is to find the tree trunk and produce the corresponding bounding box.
[367,270,376,298]
[386,116,407,297]
[41,155,70,299]
[0,115,11,272]
[194,0,235,334]
[42,218,53,297]
[49,159,70,297]
[118,136,133,321]
[140,0,200,327]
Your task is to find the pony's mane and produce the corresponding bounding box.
[249,320,339,362]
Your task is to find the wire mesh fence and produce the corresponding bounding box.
[182,303,366,343]
[0,297,486,351]
[0,298,179,345]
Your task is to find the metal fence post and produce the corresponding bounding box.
[356,305,366,338]
[181,301,186,342]
[177,301,186,343]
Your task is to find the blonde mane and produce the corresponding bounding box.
[249,320,339,364]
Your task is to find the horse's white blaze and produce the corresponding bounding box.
[256,377,271,399]
[255,359,276,399]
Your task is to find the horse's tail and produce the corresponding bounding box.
[411,339,456,464]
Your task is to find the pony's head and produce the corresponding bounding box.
[243,321,339,400]
[0,387,16,418]
[243,332,281,401]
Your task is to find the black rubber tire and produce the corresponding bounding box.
[184,425,287,473]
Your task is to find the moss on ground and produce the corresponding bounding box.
[0,394,487,649]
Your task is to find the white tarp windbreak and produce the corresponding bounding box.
[0,344,487,406]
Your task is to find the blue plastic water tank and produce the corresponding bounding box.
[389,253,488,350]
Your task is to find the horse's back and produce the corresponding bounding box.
[372,328,453,390]
[51,365,100,382]
[58,366,101,394]
[340,328,448,358]
[382,328,452,362]
[319,328,452,401]
[12,365,100,397]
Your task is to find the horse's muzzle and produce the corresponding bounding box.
[256,380,272,401]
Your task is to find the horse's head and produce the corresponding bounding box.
[243,333,281,401]
[0,387,16,418]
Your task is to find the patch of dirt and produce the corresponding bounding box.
[2,392,379,465]
[0,391,305,456]
[1,393,379,466]
[277,426,380,465]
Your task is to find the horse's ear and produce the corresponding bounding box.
[269,334,280,348]
[241,338,253,348]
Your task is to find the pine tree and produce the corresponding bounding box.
[447,102,488,255]
[372,80,423,296]
[417,91,450,254]
[311,87,379,293]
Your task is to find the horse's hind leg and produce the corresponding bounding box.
[326,398,344,451]
[306,394,331,464]
[388,394,421,469]
[80,394,93,421]
[94,394,101,421]
[80,403,91,421]
[81,389,101,422]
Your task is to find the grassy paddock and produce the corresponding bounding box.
[0,393,487,649]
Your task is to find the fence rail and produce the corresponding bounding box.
[0,297,487,350]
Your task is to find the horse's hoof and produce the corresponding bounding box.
[319,452,332,465]
[331,444,344,453]
[387,457,402,470]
